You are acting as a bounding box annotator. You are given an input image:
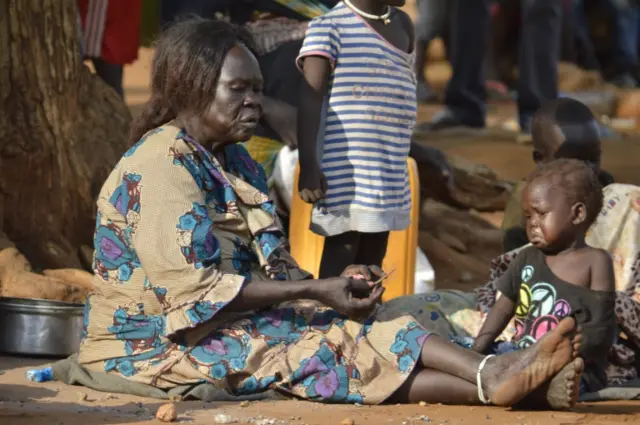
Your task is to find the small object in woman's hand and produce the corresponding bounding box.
[350,268,393,298]
[372,268,395,286]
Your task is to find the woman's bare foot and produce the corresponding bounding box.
[480,317,582,406]
[516,357,585,410]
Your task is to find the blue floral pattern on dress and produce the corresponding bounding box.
[246,308,307,347]
[389,322,429,373]
[105,304,169,376]
[81,298,91,341]
[226,143,268,195]
[177,133,238,210]
[175,131,300,280]
[109,173,142,218]
[235,375,280,395]
[176,203,221,269]
[94,221,141,284]
[189,332,252,379]
[232,238,258,278]
[185,300,227,325]
[290,341,364,404]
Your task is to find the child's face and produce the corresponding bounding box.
[522,179,585,251]
[531,124,601,168]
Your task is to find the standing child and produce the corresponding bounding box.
[296,0,416,278]
[473,158,616,403]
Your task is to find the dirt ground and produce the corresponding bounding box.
[3,356,640,425]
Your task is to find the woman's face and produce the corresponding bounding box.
[203,44,264,144]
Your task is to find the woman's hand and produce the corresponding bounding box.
[312,277,385,317]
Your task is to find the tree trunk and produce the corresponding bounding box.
[0,0,131,269]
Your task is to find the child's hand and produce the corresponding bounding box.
[298,163,327,203]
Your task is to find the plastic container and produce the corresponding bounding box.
[289,158,420,300]
[26,367,54,382]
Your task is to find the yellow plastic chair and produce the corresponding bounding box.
[289,158,420,301]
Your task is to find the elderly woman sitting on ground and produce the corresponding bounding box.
[78,18,581,408]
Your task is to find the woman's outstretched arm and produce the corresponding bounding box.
[225,275,384,317]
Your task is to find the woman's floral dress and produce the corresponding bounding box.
[78,124,429,404]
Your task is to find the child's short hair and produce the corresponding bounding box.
[531,98,600,156]
[526,158,603,227]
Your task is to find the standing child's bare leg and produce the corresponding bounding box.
[354,231,390,268]
[318,231,361,279]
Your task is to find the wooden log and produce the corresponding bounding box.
[0,0,131,270]
[43,268,93,291]
[0,247,91,303]
[444,156,515,212]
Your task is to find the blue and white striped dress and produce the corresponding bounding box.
[297,2,417,237]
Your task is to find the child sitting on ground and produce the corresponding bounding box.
[502,97,615,252]
[296,0,416,278]
[473,159,616,397]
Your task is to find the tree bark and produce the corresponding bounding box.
[0,0,131,269]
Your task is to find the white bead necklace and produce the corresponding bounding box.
[343,0,392,25]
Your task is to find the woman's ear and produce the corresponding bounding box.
[571,202,587,225]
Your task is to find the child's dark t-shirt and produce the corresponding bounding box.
[496,246,616,391]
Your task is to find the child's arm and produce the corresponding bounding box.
[470,251,525,353]
[580,249,616,364]
[472,294,516,354]
[295,18,340,204]
[589,249,615,292]
[297,56,331,203]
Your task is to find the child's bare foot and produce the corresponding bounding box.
[480,317,581,406]
[545,357,584,409]
[516,357,585,410]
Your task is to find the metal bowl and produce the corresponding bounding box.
[0,297,85,357]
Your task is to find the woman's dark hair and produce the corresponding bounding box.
[129,17,258,144]
[525,158,604,228]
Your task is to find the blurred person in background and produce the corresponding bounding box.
[414,0,451,103]
[422,0,563,136]
[77,0,142,97]
[608,0,640,87]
